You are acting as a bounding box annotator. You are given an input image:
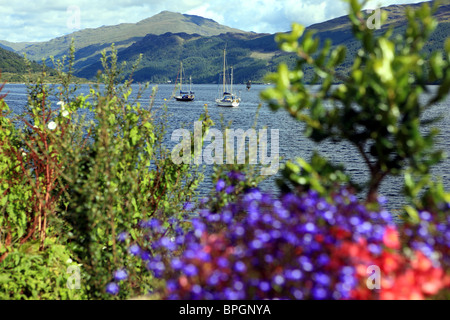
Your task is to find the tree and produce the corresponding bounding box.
[261,0,450,207]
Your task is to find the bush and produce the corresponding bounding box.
[0,239,87,300]
[0,43,211,299]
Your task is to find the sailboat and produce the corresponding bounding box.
[215,48,240,107]
[174,61,195,102]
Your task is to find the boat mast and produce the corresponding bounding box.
[180,61,183,92]
[222,48,226,94]
[231,66,233,95]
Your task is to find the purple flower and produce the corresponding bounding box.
[314,272,331,286]
[114,268,128,281]
[171,258,183,270]
[216,179,226,192]
[140,251,151,261]
[217,257,229,268]
[207,272,221,286]
[312,286,328,299]
[419,211,432,221]
[234,261,247,273]
[147,186,426,300]
[160,237,176,251]
[129,244,141,256]
[183,201,195,211]
[286,269,303,280]
[273,274,285,286]
[225,185,235,194]
[106,282,119,295]
[184,264,198,276]
[167,280,178,292]
[259,281,270,292]
[117,232,129,242]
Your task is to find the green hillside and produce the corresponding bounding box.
[75,32,281,83]
[0,46,45,82]
[13,11,251,66]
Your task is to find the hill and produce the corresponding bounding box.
[10,11,251,67]
[0,46,45,82]
[75,32,281,83]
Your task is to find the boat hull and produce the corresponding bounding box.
[175,95,195,102]
[216,98,239,107]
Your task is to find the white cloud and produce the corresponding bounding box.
[0,0,431,42]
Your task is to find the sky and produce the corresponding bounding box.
[0,0,429,43]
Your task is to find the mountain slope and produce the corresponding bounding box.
[75,32,280,83]
[0,46,44,82]
[12,11,250,64]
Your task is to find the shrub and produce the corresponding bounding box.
[0,239,87,300]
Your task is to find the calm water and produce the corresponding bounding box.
[2,83,450,211]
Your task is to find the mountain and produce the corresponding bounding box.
[75,32,282,83]
[9,11,251,66]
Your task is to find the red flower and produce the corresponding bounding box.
[382,226,400,249]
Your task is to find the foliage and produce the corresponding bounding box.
[0,41,211,299]
[51,44,213,299]
[261,0,450,207]
[0,239,87,299]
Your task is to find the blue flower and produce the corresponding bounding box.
[259,281,270,292]
[234,261,247,273]
[286,269,303,280]
[207,272,221,286]
[184,264,198,276]
[171,258,183,270]
[183,201,195,211]
[140,251,151,261]
[314,272,331,286]
[312,286,328,299]
[117,232,129,242]
[114,268,128,281]
[217,257,229,268]
[225,185,235,194]
[216,179,226,192]
[273,274,285,286]
[129,244,141,256]
[160,237,176,251]
[106,282,119,295]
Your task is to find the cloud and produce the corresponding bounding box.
[0,0,430,42]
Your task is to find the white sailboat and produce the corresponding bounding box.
[215,48,240,107]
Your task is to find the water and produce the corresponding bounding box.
[2,83,450,211]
